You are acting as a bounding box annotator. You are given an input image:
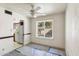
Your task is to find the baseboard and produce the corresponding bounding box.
[31,42,65,51]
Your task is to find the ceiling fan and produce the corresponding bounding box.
[26,4,46,18]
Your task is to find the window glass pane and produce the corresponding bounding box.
[38,22,44,28]
[45,22,52,29]
[45,29,52,37]
[38,28,44,37]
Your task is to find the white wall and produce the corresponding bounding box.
[0,6,30,55]
[66,4,79,56]
[31,12,65,49]
[24,17,31,45]
[0,38,14,55]
[0,7,13,37]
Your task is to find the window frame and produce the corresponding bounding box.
[36,20,54,39]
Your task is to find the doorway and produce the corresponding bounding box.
[13,20,24,44]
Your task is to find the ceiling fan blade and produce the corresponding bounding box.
[35,7,41,11]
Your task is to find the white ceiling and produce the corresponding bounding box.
[0,3,67,17]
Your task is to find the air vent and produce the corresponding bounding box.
[5,10,12,15]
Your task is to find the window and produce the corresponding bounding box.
[36,20,53,39]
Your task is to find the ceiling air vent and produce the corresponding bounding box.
[5,10,12,15]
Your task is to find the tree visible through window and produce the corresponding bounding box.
[36,20,53,39]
